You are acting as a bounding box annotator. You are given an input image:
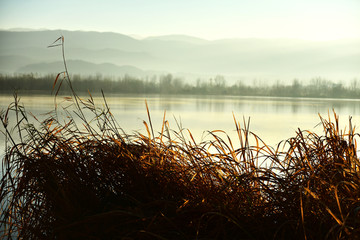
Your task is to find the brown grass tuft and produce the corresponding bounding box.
[1,36,359,239]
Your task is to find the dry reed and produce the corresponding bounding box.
[1,37,359,239]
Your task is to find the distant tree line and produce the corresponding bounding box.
[1,73,360,99]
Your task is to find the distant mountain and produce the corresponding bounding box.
[0,55,34,73]
[16,60,153,78]
[1,29,359,83]
[144,35,208,44]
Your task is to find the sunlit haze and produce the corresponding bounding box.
[0,0,359,40]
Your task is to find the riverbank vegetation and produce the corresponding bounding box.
[1,73,360,98]
[1,87,360,239]
[1,37,359,239]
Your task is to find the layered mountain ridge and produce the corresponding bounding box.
[0,29,359,83]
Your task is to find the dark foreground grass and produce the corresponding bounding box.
[1,92,360,240]
[1,36,360,239]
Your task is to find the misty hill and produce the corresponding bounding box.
[0,55,34,74]
[0,29,359,83]
[16,60,154,78]
[144,34,208,44]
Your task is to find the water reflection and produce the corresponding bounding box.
[1,94,360,150]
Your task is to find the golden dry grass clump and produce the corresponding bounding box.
[1,36,360,239]
[0,92,359,240]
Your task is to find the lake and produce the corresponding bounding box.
[1,94,360,157]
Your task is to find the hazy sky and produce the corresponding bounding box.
[0,0,359,40]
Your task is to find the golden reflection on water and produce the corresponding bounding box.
[1,94,360,150]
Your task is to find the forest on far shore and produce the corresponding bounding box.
[1,73,360,99]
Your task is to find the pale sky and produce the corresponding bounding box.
[0,0,359,40]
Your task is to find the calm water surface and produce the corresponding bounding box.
[1,94,360,157]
